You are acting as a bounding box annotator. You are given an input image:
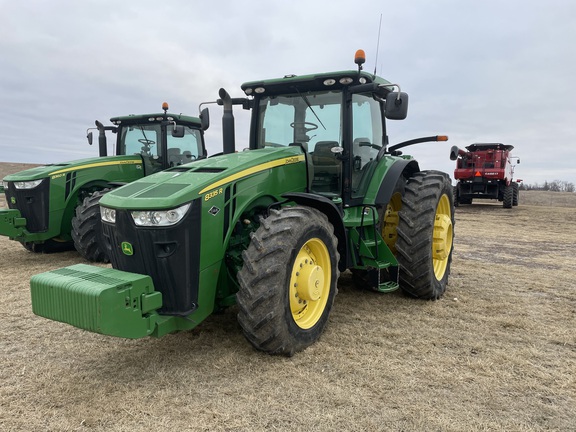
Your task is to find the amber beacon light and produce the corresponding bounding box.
[354,49,366,66]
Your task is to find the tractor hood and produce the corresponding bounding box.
[100,147,306,210]
[3,155,143,182]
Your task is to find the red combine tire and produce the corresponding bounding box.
[503,184,513,208]
[512,182,519,206]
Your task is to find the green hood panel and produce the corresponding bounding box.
[101,147,305,210]
[3,155,143,181]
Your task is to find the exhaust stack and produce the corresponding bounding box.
[219,88,235,155]
[95,120,108,157]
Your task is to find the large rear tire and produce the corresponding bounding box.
[71,189,110,263]
[236,206,339,356]
[396,170,454,299]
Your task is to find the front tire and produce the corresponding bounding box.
[396,171,454,299]
[236,206,340,356]
[71,189,110,263]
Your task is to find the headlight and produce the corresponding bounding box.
[131,203,191,227]
[100,206,116,224]
[14,179,43,189]
[1,180,7,190]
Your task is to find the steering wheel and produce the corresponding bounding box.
[290,122,318,132]
[138,138,156,146]
[359,142,382,150]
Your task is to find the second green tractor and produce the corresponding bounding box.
[1,103,208,261]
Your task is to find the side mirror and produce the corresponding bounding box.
[200,107,210,131]
[385,92,409,120]
[87,131,93,145]
[172,124,185,138]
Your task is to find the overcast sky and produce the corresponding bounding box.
[1,0,575,186]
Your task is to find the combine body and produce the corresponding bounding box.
[31,52,455,355]
[450,142,520,208]
[1,107,207,260]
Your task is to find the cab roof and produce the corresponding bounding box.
[241,70,393,96]
[465,143,514,152]
[109,112,202,127]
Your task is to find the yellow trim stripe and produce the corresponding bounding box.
[199,155,305,194]
[50,159,142,176]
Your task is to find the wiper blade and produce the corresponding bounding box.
[294,88,326,130]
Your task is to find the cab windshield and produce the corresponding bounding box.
[256,90,384,199]
[256,91,343,195]
[256,91,342,152]
[119,123,203,170]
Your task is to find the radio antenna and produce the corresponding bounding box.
[373,14,383,76]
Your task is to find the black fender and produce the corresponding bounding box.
[374,159,420,206]
[282,192,348,272]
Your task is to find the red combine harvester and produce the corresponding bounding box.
[450,143,520,208]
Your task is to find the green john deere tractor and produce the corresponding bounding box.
[31,51,454,356]
[1,103,208,261]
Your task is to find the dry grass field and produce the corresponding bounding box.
[1,163,575,431]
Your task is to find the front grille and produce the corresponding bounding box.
[102,199,202,316]
[5,179,49,232]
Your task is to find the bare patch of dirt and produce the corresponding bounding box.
[518,190,576,208]
[1,163,575,431]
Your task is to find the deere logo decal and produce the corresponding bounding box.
[10,197,16,205]
[121,242,134,256]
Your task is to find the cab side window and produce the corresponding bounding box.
[351,94,383,198]
[167,126,203,166]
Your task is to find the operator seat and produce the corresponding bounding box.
[311,141,341,194]
[167,148,182,166]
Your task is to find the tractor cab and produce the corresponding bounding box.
[241,51,408,207]
[87,102,208,175]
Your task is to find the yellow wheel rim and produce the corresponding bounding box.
[289,238,331,329]
[382,192,402,254]
[432,194,453,280]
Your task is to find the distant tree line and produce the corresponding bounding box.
[520,180,575,192]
